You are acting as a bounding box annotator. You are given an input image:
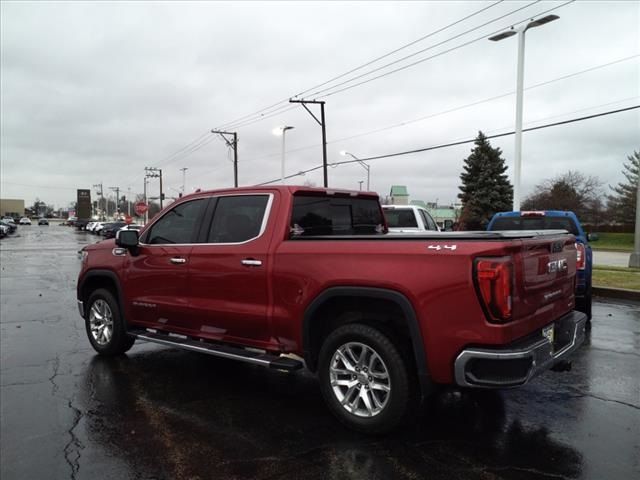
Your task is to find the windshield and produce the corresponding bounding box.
[489,216,579,236]
[384,209,418,228]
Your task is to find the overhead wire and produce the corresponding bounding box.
[254,105,640,185]
[213,0,511,131]
[235,54,639,165]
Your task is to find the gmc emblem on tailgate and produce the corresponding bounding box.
[547,259,568,273]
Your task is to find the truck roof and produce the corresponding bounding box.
[179,185,379,200]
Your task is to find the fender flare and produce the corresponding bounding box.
[78,269,126,324]
[303,286,433,396]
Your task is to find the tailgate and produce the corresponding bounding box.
[514,234,576,319]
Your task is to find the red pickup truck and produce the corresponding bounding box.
[77,186,587,433]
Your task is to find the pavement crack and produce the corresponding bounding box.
[576,392,640,410]
[63,397,85,480]
[490,466,573,480]
[48,356,61,396]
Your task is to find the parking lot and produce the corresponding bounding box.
[1,226,639,480]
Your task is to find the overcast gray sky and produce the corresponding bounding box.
[1,0,638,210]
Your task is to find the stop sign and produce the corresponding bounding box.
[134,201,148,216]
[124,215,133,224]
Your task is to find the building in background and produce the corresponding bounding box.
[0,198,25,219]
[390,185,409,205]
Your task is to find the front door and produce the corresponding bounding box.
[122,197,209,332]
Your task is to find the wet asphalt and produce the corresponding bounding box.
[1,226,639,480]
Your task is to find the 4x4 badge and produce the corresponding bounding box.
[428,245,457,251]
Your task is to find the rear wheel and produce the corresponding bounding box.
[318,323,411,434]
[85,288,135,356]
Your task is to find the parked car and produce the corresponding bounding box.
[93,222,107,235]
[0,224,8,238]
[38,218,49,226]
[382,205,439,232]
[487,210,595,321]
[1,218,17,233]
[101,222,127,239]
[19,217,32,225]
[118,224,142,232]
[78,186,587,434]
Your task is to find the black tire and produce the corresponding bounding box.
[85,288,135,356]
[576,287,593,323]
[317,323,412,434]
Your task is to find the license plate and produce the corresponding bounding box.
[543,324,555,345]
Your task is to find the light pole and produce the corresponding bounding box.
[489,14,560,211]
[180,167,188,196]
[358,181,364,191]
[340,150,370,191]
[273,126,294,184]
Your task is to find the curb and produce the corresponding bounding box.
[593,286,640,302]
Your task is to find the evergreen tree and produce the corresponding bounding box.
[607,150,639,225]
[458,131,513,229]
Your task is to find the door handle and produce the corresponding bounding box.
[241,259,262,267]
[170,257,187,264]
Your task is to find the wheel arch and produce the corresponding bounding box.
[78,270,126,322]
[303,286,433,397]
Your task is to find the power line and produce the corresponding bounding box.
[213,1,518,131]
[315,0,575,99]
[307,0,543,99]
[236,55,639,165]
[255,104,639,185]
[219,0,573,132]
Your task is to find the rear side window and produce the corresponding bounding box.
[145,199,207,244]
[207,195,269,243]
[291,195,383,236]
[384,209,418,228]
[489,216,579,235]
[420,210,438,231]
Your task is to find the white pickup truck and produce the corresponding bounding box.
[382,205,440,233]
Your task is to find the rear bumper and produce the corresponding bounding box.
[454,310,587,388]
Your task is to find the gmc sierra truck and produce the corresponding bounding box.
[77,186,587,433]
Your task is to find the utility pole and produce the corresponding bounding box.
[92,183,104,220]
[143,176,148,224]
[109,187,120,218]
[289,99,328,187]
[211,130,238,187]
[179,167,188,196]
[145,167,164,210]
[127,187,131,215]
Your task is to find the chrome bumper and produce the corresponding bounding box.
[77,299,84,318]
[454,310,587,388]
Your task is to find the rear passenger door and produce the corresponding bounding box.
[186,194,276,349]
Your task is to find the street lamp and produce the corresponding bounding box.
[340,150,370,191]
[273,126,295,184]
[489,14,560,211]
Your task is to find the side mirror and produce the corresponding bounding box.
[443,219,454,232]
[587,233,599,242]
[116,229,139,248]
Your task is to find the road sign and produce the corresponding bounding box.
[134,202,148,216]
[124,215,133,224]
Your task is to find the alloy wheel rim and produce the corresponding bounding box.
[329,341,391,418]
[89,299,114,346]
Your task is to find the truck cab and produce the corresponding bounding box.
[382,205,439,233]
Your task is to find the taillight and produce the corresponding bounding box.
[475,257,513,323]
[575,243,586,270]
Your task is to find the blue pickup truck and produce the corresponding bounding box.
[487,210,594,321]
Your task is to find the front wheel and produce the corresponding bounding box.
[85,288,135,356]
[317,323,412,434]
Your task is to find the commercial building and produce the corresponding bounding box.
[0,198,25,219]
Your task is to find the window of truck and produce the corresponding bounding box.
[144,199,207,244]
[207,195,269,243]
[489,216,579,235]
[290,195,384,236]
[384,209,418,228]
